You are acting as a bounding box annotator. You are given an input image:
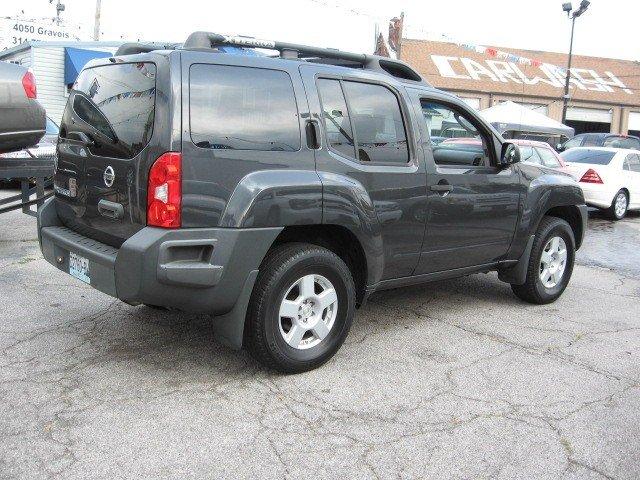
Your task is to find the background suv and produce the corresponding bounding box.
[559,133,640,151]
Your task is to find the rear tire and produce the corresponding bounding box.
[605,190,628,220]
[244,243,356,373]
[511,216,575,305]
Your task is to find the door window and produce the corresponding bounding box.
[316,79,356,159]
[342,81,409,164]
[317,79,410,164]
[420,101,491,167]
[604,136,640,149]
[627,153,640,172]
[536,147,562,168]
[563,136,583,149]
[519,146,542,165]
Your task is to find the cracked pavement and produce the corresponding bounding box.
[0,189,639,479]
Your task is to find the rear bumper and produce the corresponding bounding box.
[38,198,281,317]
[579,184,616,209]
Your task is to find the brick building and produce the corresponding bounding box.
[399,39,640,136]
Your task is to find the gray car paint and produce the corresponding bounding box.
[39,48,588,349]
[0,61,46,153]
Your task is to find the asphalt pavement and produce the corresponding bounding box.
[1,189,639,479]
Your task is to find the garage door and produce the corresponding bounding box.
[566,107,612,123]
[628,112,640,131]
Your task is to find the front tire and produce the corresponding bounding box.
[511,216,575,305]
[244,243,356,373]
[605,190,628,220]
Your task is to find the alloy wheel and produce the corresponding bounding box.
[614,192,628,219]
[278,274,338,350]
[539,236,567,288]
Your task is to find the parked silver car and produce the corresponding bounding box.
[0,61,46,153]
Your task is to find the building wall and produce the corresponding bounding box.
[401,39,640,136]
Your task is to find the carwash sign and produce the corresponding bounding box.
[431,55,633,96]
[0,18,74,51]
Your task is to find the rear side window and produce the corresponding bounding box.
[536,147,561,168]
[190,65,300,152]
[560,149,616,165]
[70,62,156,159]
[343,82,409,164]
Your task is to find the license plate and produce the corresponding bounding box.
[69,252,90,284]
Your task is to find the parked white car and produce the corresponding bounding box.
[560,147,640,220]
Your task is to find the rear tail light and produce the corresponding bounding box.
[147,152,181,228]
[579,168,603,184]
[22,71,37,99]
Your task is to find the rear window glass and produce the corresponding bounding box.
[560,149,616,165]
[70,62,156,159]
[190,64,300,152]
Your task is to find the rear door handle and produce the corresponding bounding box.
[98,199,124,219]
[430,184,454,193]
[305,119,321,150]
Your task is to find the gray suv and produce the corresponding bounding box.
[38,32,588,372]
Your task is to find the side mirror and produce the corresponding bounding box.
[500,142,521,166]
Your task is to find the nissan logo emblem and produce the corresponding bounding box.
[103,166,115,187]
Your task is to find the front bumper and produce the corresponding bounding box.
[38,198,281,317]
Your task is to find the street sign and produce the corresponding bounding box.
[0,18,78,51]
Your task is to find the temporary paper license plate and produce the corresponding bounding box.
[69,252,90,284]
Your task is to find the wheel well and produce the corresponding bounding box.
[270,225,368,306]
[544,205,584,249]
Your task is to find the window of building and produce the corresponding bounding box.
[421,100,490,167]
[190,65,300,152]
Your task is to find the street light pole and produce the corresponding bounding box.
[93,0,102,41]
[561,1,590,124]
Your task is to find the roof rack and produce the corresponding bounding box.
[114,32,427,84]
[183,32,426,83]
[115,42,180,56]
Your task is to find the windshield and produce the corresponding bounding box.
[66,62,156,159]
[560,149,616,165]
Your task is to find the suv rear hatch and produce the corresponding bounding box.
[54,56,175,247]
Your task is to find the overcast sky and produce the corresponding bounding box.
[1,0,638,61]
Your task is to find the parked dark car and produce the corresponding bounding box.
[0,61,46,153]
[558,133,640,152]
[37,33,588,373]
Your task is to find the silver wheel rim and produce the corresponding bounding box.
[278,274,338,350]
[539,236,568,289]
[614,193,627,218]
